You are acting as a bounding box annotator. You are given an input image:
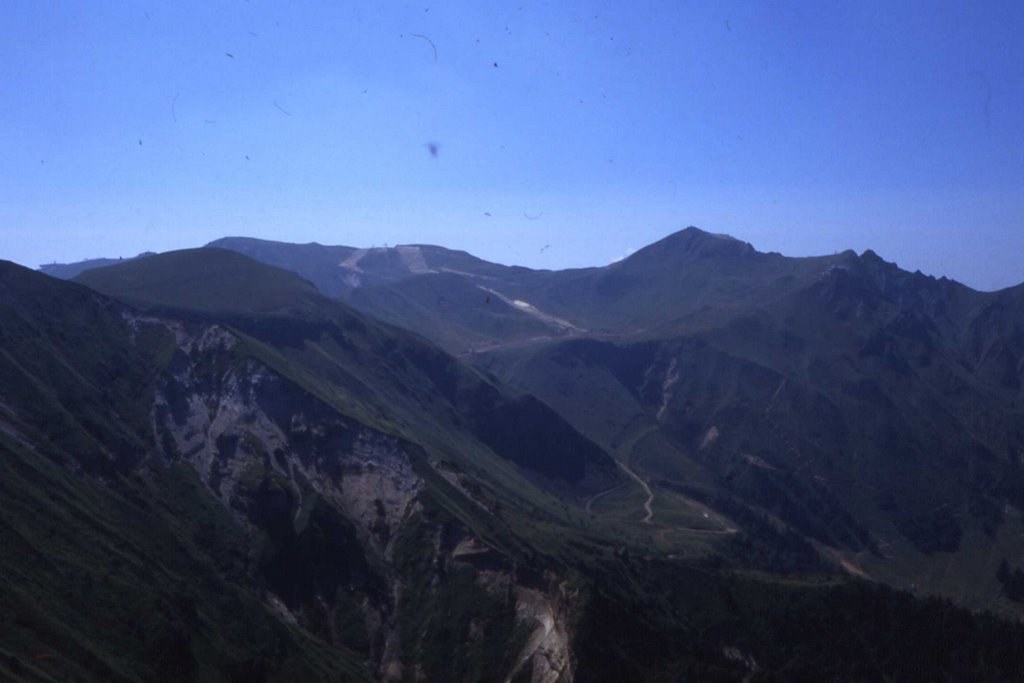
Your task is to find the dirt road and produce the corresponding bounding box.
[617,461,654,524]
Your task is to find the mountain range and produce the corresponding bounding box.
[3,227,1024,680]
[207,230,1024,603]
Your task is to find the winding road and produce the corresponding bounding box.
[617,461,654,524]
[584,481,626,514]
[591,456,738,535]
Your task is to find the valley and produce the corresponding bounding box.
[5,227,1024,680]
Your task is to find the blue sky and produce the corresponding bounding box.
[1,1,1022,289]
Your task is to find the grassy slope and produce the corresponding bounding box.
[0,261,372,681]
[75,249,624,498]
[348,271,559,354]
[9,252,1024,679]
[74,248,328,317]
[0,434,371,683]
[472,241,1024,613]
[73,235,1024,599]
[93,237,1024,595]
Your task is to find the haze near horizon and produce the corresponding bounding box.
[2,1,1022,290]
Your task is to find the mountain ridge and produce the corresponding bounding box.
[159,227,1024,617]
[72,248,623,497]
[9,231,1024,679]
[40,226,1021,294]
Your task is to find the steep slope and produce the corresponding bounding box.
[70,250,630,679]
[74,249,621,496]
[472,233,1024,612]
[130,231,1024,613]
[9,257,1024,679]
[0,261,373,681]
[5,258,612,681]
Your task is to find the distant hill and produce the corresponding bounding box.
[206,236,525,298]
[75,248,328,317]
[39,252,155,279]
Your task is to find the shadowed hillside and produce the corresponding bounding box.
[11,230,1024,680]
[167,229,1024,614]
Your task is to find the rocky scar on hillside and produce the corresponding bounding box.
[147,315,575,681]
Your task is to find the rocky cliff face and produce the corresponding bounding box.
[146,316,575,681]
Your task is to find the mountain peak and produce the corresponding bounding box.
[621,226,756,267]
[860,248,884,262]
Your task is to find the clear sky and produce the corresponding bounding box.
[2,1,1022,290]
